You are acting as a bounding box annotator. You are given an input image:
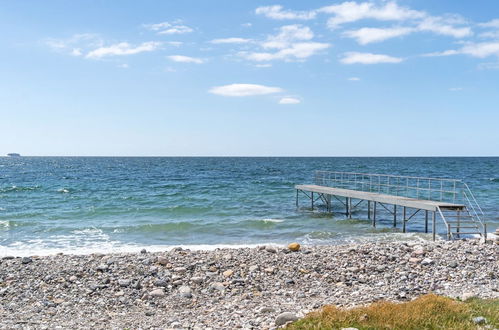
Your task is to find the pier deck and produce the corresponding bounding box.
[295,184,465,212]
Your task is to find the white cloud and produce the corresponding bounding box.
[348,77,360,81]
[344,26,414,44]
[239,25,330,62]
[255,5,316,20]
[86,41,161,59]
[417,17,472,38]
[279,97,301,104]
[262,25,314,49]
[478,19,499,28]
[241,42,330,62]
[145,21,193,35]
[167,55,204,64]
[44,33,103,56]
[210,37,252,44]
[319,1,424,28]
[341,52,403,64]
[209,83,283,97]
[425,41,499,58]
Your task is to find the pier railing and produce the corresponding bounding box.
[314,170,486,235]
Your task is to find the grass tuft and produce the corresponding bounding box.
[287,294,498,330]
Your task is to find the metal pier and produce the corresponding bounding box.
[295,171,488,240]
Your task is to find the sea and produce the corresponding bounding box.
[1,157,498,257]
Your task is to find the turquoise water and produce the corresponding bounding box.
[0,157,498,256]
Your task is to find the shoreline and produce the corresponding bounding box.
[1,240,498,329]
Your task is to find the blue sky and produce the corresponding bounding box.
[1,0,499,156]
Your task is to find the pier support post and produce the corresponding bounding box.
[425,210,428,233]
[368,201,371,220]
[348,198,352,219]
[345,198,349,217]
[372,202,377,227]
[311,192,314,210]
[393,205,397,227]
[432,211,436,241]
[402,206,407,233]
[456,210,460,238]
[296,190,298,207]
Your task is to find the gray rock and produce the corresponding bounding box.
[472,316,486,325]
[421,258,434,265]
[140,249,147,254]
[154,279,169,287]
[191,276,203,284]
[96,264,108,271]
[157,256,168,265]
[275,312,299,326]
[265,246,277,253]
[118,279,131,287]
[178,285,192,298]
[150,289,165,298]
[210,282,225,291]
[174,267,187,274]
[448,261,458,268]
[21,257,32,264]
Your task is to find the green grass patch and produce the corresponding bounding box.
[287,294,498,330]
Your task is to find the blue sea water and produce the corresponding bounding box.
[0,157,498,256]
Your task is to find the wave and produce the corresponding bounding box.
[0,185,40,193]
[489,178,499,183]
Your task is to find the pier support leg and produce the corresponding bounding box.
[425,210,428,233]
[456,210,460,238]
[345,198,349,217]
[311,192,314,210]
[368,201,371,220]
[372,202,377,227]
[296,190,298,208]
[432,211,436,241]
[393,205,397,228]
[348,198,352,219]
[402,206,407,233]
[327,195,332,213]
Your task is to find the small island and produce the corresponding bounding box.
[7,153,21,157]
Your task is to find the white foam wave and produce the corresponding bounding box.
[262,218,284,223]
[57,188,70,193]
[0,241,285,257]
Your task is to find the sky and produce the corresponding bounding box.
[1,0,499,156]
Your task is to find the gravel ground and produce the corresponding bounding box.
[0,239,497,329]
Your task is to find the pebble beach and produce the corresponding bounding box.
[1,239,497,329]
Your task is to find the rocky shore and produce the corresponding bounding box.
[1,240,497,329]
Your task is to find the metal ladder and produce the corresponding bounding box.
[438,206,487,240]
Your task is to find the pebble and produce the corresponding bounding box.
[223,270,234,277]
[21,257,32,264]
[472,316,486,324]
[0,240,496,329]
[265,246,277,253]
[178,285,192,298]
[150,289,165,298]
[288,243,301,252]
[275,312,299,326]
[118,279,131,287]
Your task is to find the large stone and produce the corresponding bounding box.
[157,256,168,265]
[265,246,277,253]
[275,312,299,326]
[191,276,203,284]
[210,282,225,291]
[21,257,32,264]
[118,279,131,287]
[223,270,234,277]
[472,316,486,325]
[178,285,192,298]
[288,243,301,252]
[174,267,187,274]
[150,289,165,298]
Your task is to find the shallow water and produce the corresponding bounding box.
[0,157,497,256]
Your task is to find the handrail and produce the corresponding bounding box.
[314,170,488,238]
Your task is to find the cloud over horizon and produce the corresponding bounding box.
[209,83,283,97]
